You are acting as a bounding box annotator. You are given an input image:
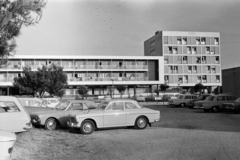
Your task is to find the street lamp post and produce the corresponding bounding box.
[111,79,114,99]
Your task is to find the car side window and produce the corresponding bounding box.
[184,96,189,99]
[125,102,138,109]
[226,96,233,100]
[30,100,41,107]
[0,101,20,113]
[217,96,225,101]
[71,103,83,110]
[107,102,123,110]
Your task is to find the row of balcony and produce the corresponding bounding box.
[167,70,218,74]
[2,65,148,70]
[165,79,220,84]
[67,77,149,82]
[164,60,219,64]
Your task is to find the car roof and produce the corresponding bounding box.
[59,99,96,103]
[102,99,137,103]
[17,97,42,101]
[0,96,19,101]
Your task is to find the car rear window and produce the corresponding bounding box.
[206,96,215,101]
[0,102,20,113]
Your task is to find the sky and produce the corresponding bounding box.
[15,0,240,69]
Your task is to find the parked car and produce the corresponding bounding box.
[194,94,236,113]
[30,100,98,130]
[132,95,146,102]
[187,94,211,109]
[67,99,160,134]
[0,96,32,133]
[168,94,198,107]
[0,129,16,160]
[18,97,50,114]
[222,97,240,113]
[42,98,60,108]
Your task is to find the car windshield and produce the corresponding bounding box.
[235,97,240,102]
[205,96,215,101]
[54,101,70,110]
[97,102,109,110]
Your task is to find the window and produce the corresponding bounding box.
[214,38,219,45]
[217,96,225,101]
[201,37,206,45]
[125,102,139,109]
[150,50,155,56]
[164,36,168,44]
[215,56,219,63]
[226,96,234,100]
[177,37,181,44]
[0,102,20,113]
[71,103,83,110]
[182,37,187,45]
[183,56,187,64]
[173,47,177,54]
[196,37,200,45]
[107,102,124,110]
[150,41,155,47]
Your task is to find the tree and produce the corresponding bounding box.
[116,85,126,99]
[13,64,68,98]
[76,85,89,100]
[194,83,205,95]
[159,83,169,104]
[0,0,46,65]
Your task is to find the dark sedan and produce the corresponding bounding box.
[187,94,210,109]
[222,97,240,113]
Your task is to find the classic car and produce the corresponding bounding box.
[194,94,236,113]
[0,96,32,133]
[30,100,98,130]
[222,97,240,113]
[132,95,146,102]
[18,97,50,114]
[187,94,211,109]
[0,129,16,160]
[67,99,160,134]
[168,94,198,107]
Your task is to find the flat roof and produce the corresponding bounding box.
[8,55,162,60]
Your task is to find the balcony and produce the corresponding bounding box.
[188,70,192,73]
[183,80,188,83]
[192,70,197,74]
[183,60,187,64]
[211,51,215,55]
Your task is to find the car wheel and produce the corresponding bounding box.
[211,106,219,113]
[80,120,95,134]
[134,116,148,129]
[180,103,186,107]
[45,118,58,131]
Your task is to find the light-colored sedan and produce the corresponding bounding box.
[30,100,98,130]
[0,96,32,133]
[67,99,160,134]
[0,129,16,160]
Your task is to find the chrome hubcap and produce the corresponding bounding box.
[83,123,92,133]
[138,119,146,128]
[48,121,56,129]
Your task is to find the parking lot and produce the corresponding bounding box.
[12,103,240,160]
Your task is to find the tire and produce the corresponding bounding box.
[45,118,58,131]
[134,116,148,130]
[180,103,186,108]
[211,106,219,113]
[80,120,95,134]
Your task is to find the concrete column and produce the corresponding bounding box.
[7,86,9,96]
[134,85,136,97]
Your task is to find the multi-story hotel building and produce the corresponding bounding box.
[0,55,163,96]
[0,31,221,96]
[144,31,221,88]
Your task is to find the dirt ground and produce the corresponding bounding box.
[12,127,240,160]
[11,104,240,160]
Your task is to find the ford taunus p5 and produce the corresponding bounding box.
[0,96,32,133]
[68,99,160,134]
[168,94,198,107]
[0,129,16,160]
[194,94,236,113]
[30,100,97,130]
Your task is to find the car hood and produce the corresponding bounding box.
[0,129,16,142]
